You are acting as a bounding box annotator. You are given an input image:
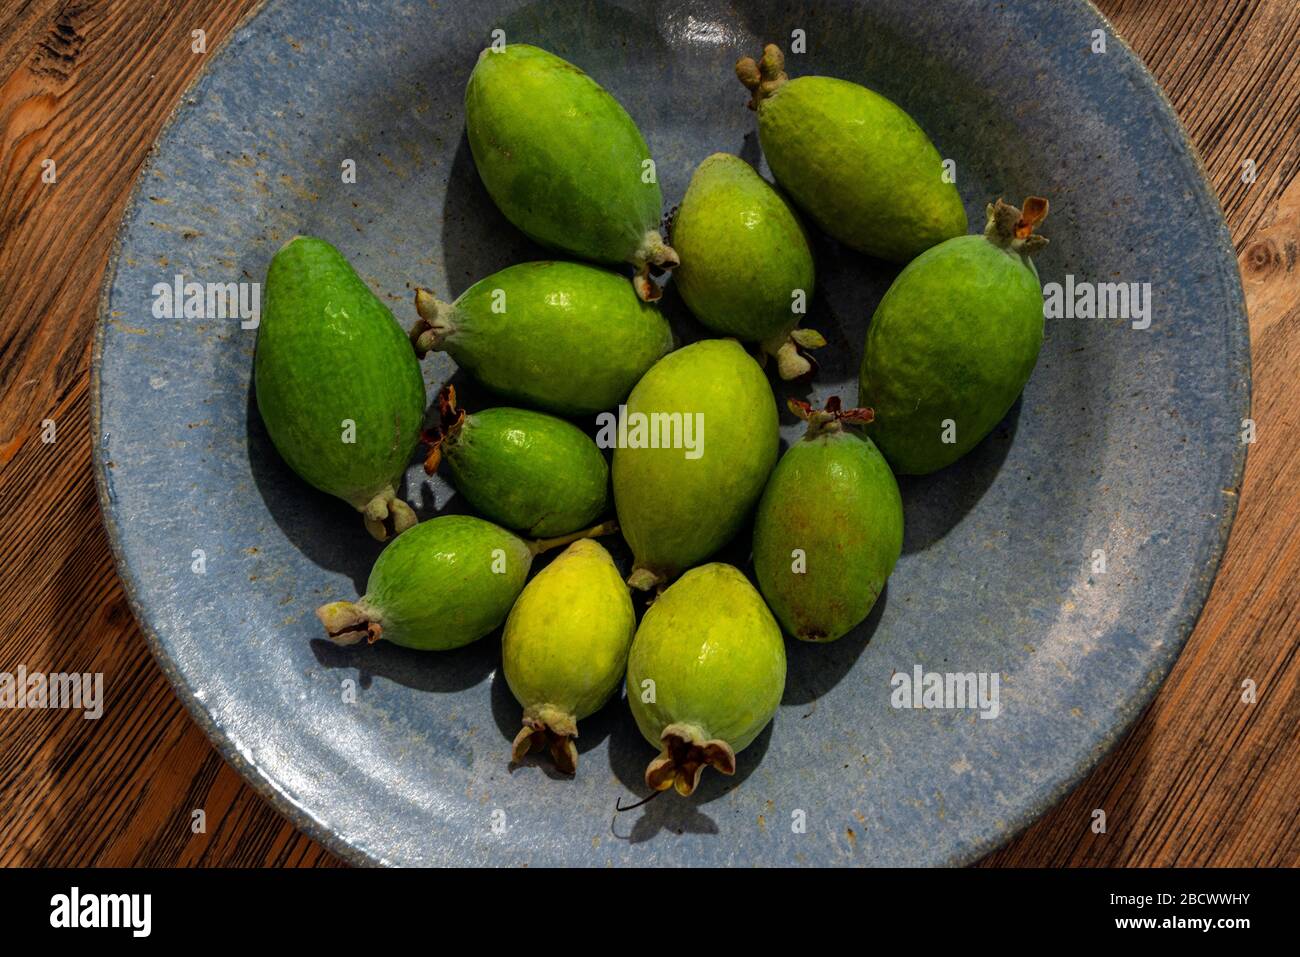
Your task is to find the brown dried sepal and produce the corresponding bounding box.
[984,196,1050,256]
[644,723,737,796]
[632,268,663,303]
[511,707,580,774]
[421,384,467,474]
[1018,197,1049,231]
[787,395,874,438]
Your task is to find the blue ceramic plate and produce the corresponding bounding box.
[93,0,1249,866]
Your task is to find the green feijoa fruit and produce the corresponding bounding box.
[753,397,903,642]
[255,236,425,541]
[316,515,616,651]
[736,44,967,263]
[465,44,677,301]
[502,539,635,773]
[670,153,825,379]
[626,563,786,796]
[611,339,779,591]
[860,198,1048,475]
[412,261,673,417]
[423,385,609,537]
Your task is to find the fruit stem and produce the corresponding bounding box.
[528,520,619,556]
[615,789,663,812]
[644,722,737,796]
[316,600,383,646]
[984,197,1049,256]
[631,231,679,302]
[410,288,457,358]
[787,395,874,438]
[735,43,789,109]
[360,486,417,541]
[762,326,827,381]
[511,705,580,774]
[626,566,666,592]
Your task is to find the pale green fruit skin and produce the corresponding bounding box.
[627,564,786,754]
[612,339,779,585]
[753,428,903,642]
[502,539,635,722]
[757,76,967,262]
[441,261,673,416]
[466,44,663,266]
[254,236,425,509]
[361,516,532,651]
[859,234,1043,474]
[671,153,814,341]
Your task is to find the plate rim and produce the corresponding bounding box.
[90,0,1252,867]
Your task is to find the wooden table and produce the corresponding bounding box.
[1,0,1295,867]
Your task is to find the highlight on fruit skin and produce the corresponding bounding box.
[314,515,618,652]
[625,563,786,796]
[253,235,425,542]
[407,261,674,418]
[463,43,677,302]
[613,340,779,592]
[859,195,1049,474]
[420,384,610,538]
[752,395,903,643]
[502,539,635,774]
[733,41,968,263]
[669,151,825,380]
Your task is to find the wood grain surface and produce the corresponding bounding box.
[0,0,1296,868]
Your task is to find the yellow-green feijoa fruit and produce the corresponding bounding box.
[612,339,779,591]
[315,515,615,651]
[255,236,425,541]
[753,397,903,642]
[860,198,1049,475]
[502,539,635,773]
[412,261,673,417]
[466,44,677,301]
[670,153,824,379]
[424,385,608,537]
[735,44,966,263]
[626,563,786,796]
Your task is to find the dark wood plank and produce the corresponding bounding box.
[0,0,338,868]
[0,0,1295,867]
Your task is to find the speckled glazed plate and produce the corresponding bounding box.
[93,0,1249,866]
